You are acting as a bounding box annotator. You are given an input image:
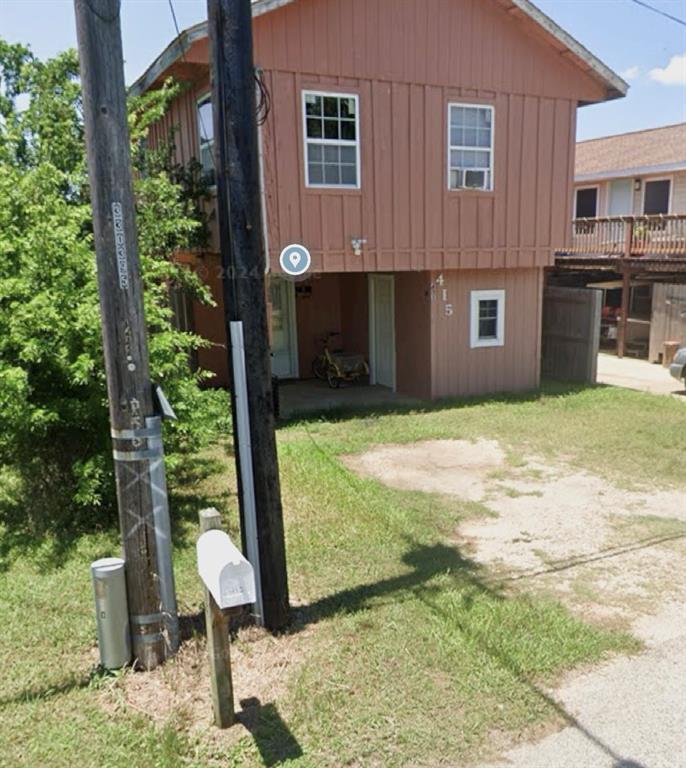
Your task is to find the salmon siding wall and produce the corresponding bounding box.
[294,273,369,377]
[395,271,432,399]
[429,267,543,397]
[146,0,603,274]
[253,0,601,273]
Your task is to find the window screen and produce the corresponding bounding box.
[304,92,359,188]
[448,105,494,191]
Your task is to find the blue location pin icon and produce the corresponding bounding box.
[279,244,311,276]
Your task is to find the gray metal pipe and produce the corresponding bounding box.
[91,557,131,669]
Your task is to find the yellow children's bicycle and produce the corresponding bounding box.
[311,332,370,389]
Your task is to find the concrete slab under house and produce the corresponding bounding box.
[132,0,626,400]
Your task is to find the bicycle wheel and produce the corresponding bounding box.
[311,355,327,380]
[327,370,341,389]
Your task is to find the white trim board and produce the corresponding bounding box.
[576,162,686,184]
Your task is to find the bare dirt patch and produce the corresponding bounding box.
[345,439,686,637]
[99,621,314,748]
[343,438,507,501]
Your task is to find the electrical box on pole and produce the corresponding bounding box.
[208,0,290,631]
[74,0,178,669]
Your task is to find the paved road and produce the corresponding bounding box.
[482,608,686,768]
[597,353,685,398]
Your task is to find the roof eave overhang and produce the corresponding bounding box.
[508,0,627,103]
[129,21,208,98]
[129,0,291,97]
[129,0,628,104]
[576,162,686,183]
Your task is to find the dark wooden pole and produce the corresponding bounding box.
[208,0,289,631]
[617,267,631,359]
[75,0,172,669]
[199,509,235,728]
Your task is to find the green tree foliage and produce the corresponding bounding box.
[0,41,228,540]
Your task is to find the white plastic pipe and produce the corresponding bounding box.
[230,320,265,625]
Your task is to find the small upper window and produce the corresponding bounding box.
[303,91,359,188]
[575,187,598,218]
[197,95,215,185]
[448,104,494,191]
[643,179,671,215]
[470,290,505,348]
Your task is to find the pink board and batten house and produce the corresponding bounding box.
[131,0,626,398]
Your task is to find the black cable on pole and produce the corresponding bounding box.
[629,0,686,27]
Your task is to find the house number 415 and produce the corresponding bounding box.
[434,273,454,318]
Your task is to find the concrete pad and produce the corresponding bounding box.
[597,354,686,398]
[278,379,417,418]
[482,620,686,768]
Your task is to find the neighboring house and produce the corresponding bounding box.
[573,123,686,220]
[131,0,625,398]
[558,124,686,361]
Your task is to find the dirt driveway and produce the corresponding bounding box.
[345,438,686,766]
[345,438,686,637]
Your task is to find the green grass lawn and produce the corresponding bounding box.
[1,383,683,767]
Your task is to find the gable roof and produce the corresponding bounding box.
[575,123,686,182]
[495,0,625,101]
[130,0,627,102]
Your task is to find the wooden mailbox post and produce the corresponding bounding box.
[197,508,257,728]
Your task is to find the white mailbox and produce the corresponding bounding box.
[197,530,256,609]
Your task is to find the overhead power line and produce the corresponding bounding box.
[166,0,216,175]
[629,0,686,27]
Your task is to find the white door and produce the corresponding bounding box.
[369,275,396,389]
[608,179,633,216]
[269,277,298,378]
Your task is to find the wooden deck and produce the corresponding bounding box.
[553,214,686,360]
[555,215,686,271]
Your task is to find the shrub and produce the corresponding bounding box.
[0,41,228,541]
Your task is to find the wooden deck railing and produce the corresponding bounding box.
[560,214,686,258]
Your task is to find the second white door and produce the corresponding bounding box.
[269,277,298,379]
[369,274,396,390]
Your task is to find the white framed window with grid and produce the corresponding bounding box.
[470,289,505,348]
[448,103,494,191]
[302,91,360,189]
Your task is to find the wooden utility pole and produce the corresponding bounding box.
[617,220,634,359]
[75,0,177,669]
[199,509,235,728]
[208,0,289,631]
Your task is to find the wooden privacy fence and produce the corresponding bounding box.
[565,214,686,258]
[541,286,601,384]
[649,283,686,363]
